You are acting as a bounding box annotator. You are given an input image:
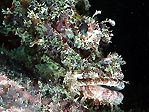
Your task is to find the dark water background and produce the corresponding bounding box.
[89,0,148,111]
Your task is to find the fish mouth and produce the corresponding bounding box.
[77,77,125,92]
[66,71,126,105]
[77,84,124,106]
[100,84,124,91]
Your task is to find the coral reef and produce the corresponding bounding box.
[0,63,84,112]
[0,0,127,111]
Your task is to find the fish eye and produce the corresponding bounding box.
[79,22,88,35]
